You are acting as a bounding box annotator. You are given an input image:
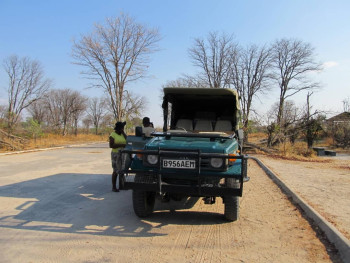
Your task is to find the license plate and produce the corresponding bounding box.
[162,159,196,169]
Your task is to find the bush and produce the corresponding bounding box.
[330,123,350,148]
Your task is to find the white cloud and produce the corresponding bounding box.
[323,61,338,69]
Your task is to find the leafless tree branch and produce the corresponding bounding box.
[271,38,322,125]
[3,55,52,131]
[189,32,237,89]
[72,13,161,121]
[230,44,273,140]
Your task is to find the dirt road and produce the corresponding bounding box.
[258,154,350,240]
[0,144,339,262]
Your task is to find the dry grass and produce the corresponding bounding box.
[253,141,327,163]
[277,141,316,158]
[246,132,328,162]
[268,141,333,163]
[0,133,107,153]
[324,136,334,147]
[267,153,330,163]
[28,134,107,148]
[248,132,266,144]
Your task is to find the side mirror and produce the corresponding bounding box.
[135,126,143,137]
[237,129,244,141]
[237,129,244,150]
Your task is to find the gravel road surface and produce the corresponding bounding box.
[0,143,340,262]
[257,154,350,240]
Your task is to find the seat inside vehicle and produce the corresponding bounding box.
[194,120,213,132]
[176,119,193,131]
[214,120,232,131]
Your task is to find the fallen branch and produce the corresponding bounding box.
[0,129,28,142]
[245,142,277,154]
[0,140,21,151]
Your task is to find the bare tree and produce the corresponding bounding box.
[100,113,115,133]
[302,92,324,148]
[164,74,208,88]
[271,39,322,126]
[44,90,64,132]
[3,55,51,131]
[231,44,272,140]
[87,97,107,135]
[71,94,87,136]
[0,105,6,123]
[122,91,147,121]
[266,100,301,147]
[44,89,86,135]
[82,117,92,134]
[55,89,74,136]
[268,93,324,149]
[343,96,350,112]
[72,13,161,121]
[329,122,350,149]
[27,98,47,125]
[189,32,237,88]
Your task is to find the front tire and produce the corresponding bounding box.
[132,190,156,217]
[224,178,240,221]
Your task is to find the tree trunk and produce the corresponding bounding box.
[74,118,78,136]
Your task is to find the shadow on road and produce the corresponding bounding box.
[0,173,163,237]
[0,173,227,238]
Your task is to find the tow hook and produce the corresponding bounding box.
[160,193,170,202]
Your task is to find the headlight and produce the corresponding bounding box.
[210,158,224,168]
[146,155,158,165]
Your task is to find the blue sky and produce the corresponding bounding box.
[1,0,349,127]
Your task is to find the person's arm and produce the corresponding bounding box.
[109,136,114,148]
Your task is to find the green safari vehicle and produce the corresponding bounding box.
[120,87,248,221]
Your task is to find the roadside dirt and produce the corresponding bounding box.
[0,145,340,262]
[257,154,350,241]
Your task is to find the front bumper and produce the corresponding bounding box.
[120,148,248,197]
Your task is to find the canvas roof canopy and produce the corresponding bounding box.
[163,88,240,109]
[162,87,241,131]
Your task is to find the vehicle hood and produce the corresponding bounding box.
[145,136,238,153]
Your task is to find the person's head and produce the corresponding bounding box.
[142,117,151,127]
[114,121,126,134]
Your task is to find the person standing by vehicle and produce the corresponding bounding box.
[142,117,155,137]
[109,121,127,192]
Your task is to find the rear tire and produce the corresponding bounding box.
[224,178,239,221]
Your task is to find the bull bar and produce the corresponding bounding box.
[120,148,248,197]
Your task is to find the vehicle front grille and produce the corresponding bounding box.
[200,157,210,168]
